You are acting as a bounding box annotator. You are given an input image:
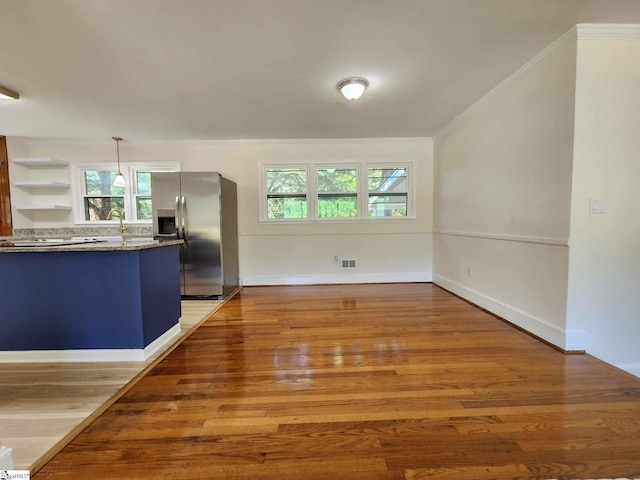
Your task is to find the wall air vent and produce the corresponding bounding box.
[341,259,356,269]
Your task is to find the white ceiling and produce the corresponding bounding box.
[1,0,640,142]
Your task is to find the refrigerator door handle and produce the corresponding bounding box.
[175,195,182,239]
[180,195,188,246]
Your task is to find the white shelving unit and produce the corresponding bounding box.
[11,157,69,167]
[10,157,73,218]
[14,205,73,211]
[13,180,71,189]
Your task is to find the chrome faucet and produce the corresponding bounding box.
[107,209,128,234]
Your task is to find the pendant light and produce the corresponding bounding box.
[337,77,369,100]
[112,136,126,188]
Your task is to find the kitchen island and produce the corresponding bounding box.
[0,238,183,362]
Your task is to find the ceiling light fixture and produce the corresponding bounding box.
[337,77,369,100]
[0,85,20,100]
[112,136,126,188]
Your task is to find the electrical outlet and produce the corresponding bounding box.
[467,265,473,277]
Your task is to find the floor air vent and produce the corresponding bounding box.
[341,259,356,269]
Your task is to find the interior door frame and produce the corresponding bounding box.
[0,136,13,236]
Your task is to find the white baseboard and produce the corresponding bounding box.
[0,446,13,469]
[433,274,584,351]
[0,324,182,363]
[242,272,432,286]
[141,324,183,360]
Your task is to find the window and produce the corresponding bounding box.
[75,163,179,224]
[134,171,152,220]
[82,170,125,221]
[265,167,308,219]
[261,162,411,222]
[367,167,408,217]
[317,167,358,218]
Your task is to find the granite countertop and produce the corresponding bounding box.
[0,237,183,253]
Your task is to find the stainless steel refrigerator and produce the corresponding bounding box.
[151,172,239,299]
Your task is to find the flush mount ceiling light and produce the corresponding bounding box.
[337,77,369,100]
[0,85,20,100]
[112,136,126,188]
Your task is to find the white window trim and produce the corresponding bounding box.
[72,162,180,225]
[365,163,413,219]
[314,164,360,221]
[259,160,414,223]
[260,164,310,223]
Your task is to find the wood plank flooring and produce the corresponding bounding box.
[0,299,222,471]
[33,284,640,479]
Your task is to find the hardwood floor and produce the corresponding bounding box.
[0,299,222,471]
[33,284,640,480]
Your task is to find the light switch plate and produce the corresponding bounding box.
[589,198,606,214]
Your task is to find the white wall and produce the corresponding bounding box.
[567,38,640,376]
[7,137,433,285]
[433,32,578,349]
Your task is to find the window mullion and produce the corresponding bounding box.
[309,164,318,220]
[127,175,134,221]
[360,167,367,219]
[124,193,134,223]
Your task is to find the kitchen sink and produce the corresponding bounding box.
[3,238,107,247]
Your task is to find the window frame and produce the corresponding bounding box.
[79,169,126,223]
[132,170,153,222]
[315,164,360,220]
[261,164,310,222]
[259,161,413,223]
[365,164,410,219]
[73,162,180,225]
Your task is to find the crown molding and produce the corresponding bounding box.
[435,23,640,139]
[577,23,640,40]
[435,27,578,139]
[13,136,433,147]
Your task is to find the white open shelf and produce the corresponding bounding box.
[15,205,72,211]
[13,180,71,189]
[11,157,69,167]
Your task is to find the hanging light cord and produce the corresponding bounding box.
[113,136,123,174]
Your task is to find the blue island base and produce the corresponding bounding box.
[0,244,182,362]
